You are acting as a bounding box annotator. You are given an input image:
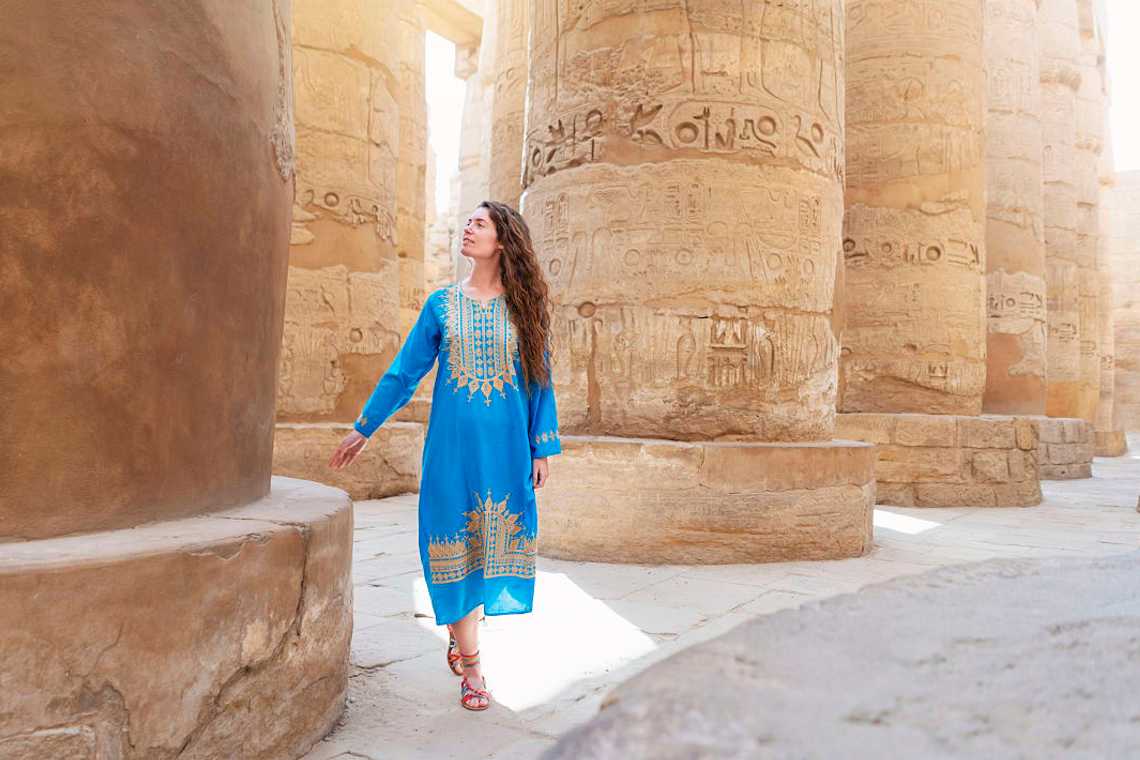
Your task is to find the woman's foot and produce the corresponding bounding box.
[458,651,490,711]
[446,625,464,676]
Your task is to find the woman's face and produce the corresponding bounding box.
[460,206,501,261]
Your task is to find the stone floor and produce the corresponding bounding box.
[302,439,1140,760]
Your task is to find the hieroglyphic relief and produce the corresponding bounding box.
[522,0,846,441]
[983,0,1046,414]
[1040,0,1086,418]
[488,0,529,205]
[282,0,404,423]
[396,4,428,337]
[523,0,845,187]
[841,0,986,415]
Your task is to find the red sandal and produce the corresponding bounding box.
[446,625,464,676]
[458,651,491,711]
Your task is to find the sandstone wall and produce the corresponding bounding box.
[0,0,294,539]
[281,0,403,424]
[524,0,846,442]
[1108,172,1140,431]
[396,4,430,338]
[487,0,529,206]
[842,0,987,416]
[983,0,1047,415]
[1040,0,1084,418]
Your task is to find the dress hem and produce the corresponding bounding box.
[436,601,534,627]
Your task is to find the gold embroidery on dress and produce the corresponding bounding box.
[427,490,537,585]
[442,285,519,405]
[533,429,560,446]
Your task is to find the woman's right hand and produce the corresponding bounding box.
[328,429,369,470]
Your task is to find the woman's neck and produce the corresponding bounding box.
[463,259,503,295]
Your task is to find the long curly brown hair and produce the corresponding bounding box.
[479,200,552,388]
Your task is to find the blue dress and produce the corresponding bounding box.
[353,284,562,625]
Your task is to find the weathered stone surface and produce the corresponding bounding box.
[842,0,986,415]
[546,552,1140,760]
[523,1,845,442]
[0,0,294,540]
[837,413,1042,508]
[396,2,429,338]
[538,436,875,565]
[487,0,528,207]
[283,0,403,423]
[1107,171,1140,432]
[1095,431,1128,457]
[1035,415,1095,480]
[273,422,422,500]
[0,478,353,760]
[984,0,1047,415]
[1041,0,1085,418]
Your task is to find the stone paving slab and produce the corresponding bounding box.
[303,442,1140,760]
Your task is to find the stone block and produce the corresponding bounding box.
[836,413,898,445]
[914,483,998,508]
[875,483,916,508]
[893,414,958,447]
[959,417,1017,449]
[1094,431,1128,457]
[992,479,1044,507]
[1046,442,1084,465]
[274,422,422,500]
[538,436,877,564]
[1015,418,1039,450]
[0,478,353,759]
[1040,462,1093,480]
[971,451,1011,483]
[875,446,963,484]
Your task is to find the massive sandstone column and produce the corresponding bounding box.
[841,0,987,416]
[396,4,430,338]
[983,0,1047,415]
[0,1,351,756]
[1095,134,1126,455]
[273,0,423,498]
[1040,0,1084,418]
[1107,172,1140,432]
[838,0,1042,506]
[488,0,529,206]
[520,0,875,563]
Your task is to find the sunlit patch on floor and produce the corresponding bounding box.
[410,571,657,711]
[873,509,943,535]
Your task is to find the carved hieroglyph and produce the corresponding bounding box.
[522,0,846,442]
[1040,0,1084,418]
[488,0,529,206]
[1073,0,1104,422]
[397,4,429,338]
[983,0,1047,415]
[282,0,403,421]
[1107,171,1140,432]
[842,0,987,416]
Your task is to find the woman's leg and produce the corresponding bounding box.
[450,605,489,706]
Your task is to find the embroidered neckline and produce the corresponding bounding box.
[443,284,519,404]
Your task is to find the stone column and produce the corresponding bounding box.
[488,0,529,206]
[396,4,430,339]
[1074,0,1103,423]
[0,1,351,755]
[1107,172,1140,433]
[983,0,1047,415]
[521,1,875,563]
[273,0,423,498]
[837,0,1042,506]
[1040,0,1084,418]
[842,0,986,416]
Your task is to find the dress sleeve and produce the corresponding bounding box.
[353,295,441,439]
[527,352,561,459]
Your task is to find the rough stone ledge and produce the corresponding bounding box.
[537,435,876,565]
[546,551,1140,760]
[1033,416,1095,481]
[273,421,422,500]
[0,477,353,760]
[1094,430,1129,458]
[836,413,1042,507]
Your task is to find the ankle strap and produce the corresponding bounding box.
[460,650,480,663]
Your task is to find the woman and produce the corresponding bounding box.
[328,201,560,712]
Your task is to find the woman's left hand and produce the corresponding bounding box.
[532,457,549,489]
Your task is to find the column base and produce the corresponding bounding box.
[538,436,876,564]
[0,477,352,759]
[836,413,1042,508]
[273,421,422,499]
[1034,417,1094,479]
[1094,430,1128,458]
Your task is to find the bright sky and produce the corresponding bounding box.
[424,5,1140,212]
[1107,0,1140,170]
[424,31,464,214]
